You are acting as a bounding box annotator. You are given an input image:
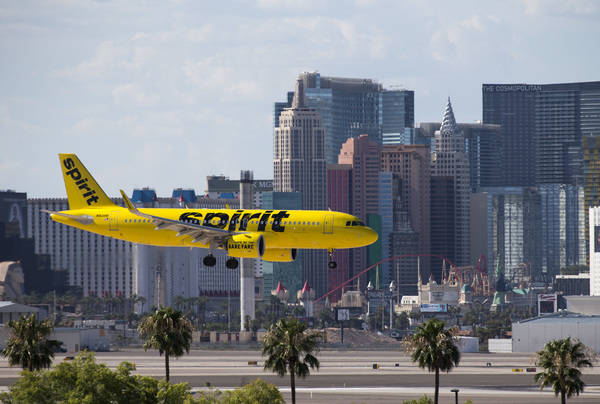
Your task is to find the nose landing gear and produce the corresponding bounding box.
[328,249,337,269]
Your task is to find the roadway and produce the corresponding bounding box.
[1,349,599,403]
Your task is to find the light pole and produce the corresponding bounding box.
[451,388,459,404]
[389,281,396,331]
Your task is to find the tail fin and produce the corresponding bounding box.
[58,154,116,209]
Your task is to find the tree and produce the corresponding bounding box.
[403,318,461,404]
[1,313,61,371]
[138,306,194,382]
[0,352,194,403]
[221,379,284,404]
[534,337,594,404]
[262,317,321,404]
[395,312,410,330]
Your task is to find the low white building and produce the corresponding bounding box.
[512,312,600,352]
[0,301,42,324]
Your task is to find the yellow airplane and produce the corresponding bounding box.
[45,154,378,269]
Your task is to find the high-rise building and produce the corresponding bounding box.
[539,184,587,278]
[28,197,134,297]
[583,136,600,258]
[378,172,394,288]
[380,144,431,280]
[273,78,328,296]
[588,207,600,296]
[482,81,600,187]
[326,164,352,302]
[382,89,415,146]
[0,191,27,238]
[430,176,455,279]
[275,72,415,164]
[471,187,541,281]
[205,176,273,208]
[338,134,380,287]
[419,122,503,191]
[1,191,66,294]
[385,173,420,296]
[430,99,471,267]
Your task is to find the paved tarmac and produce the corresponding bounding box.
[0,349,599,403]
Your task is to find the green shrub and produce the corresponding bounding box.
[402,395,433,404]
[221,379,284,404]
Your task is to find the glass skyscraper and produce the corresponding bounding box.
[482,81,600,187]
[274,72,415,164]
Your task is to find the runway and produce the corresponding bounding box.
[0,349,599,403]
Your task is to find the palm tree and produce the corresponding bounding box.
[262,317,321,404]
[403,318,461,404]
[137,306,194,382]
[534,337,594,404]
[1,313,62,371]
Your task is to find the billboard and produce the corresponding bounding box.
[337,308,350,321]
[420,304,448,313]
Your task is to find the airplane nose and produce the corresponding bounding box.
[364,227,378,245]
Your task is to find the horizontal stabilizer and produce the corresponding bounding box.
[41,210,93,225]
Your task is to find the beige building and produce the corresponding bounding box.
[273,77,327,296]
[0,262,24,301]
[431,98,471,267]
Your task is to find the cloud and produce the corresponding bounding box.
[53,41,155,79]
[255,0,321,10]
[112,83,159,107]
[522,0,599,16]
[182,58,262,99]
[429,15,494,65]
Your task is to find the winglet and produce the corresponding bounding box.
[120,190,138,212]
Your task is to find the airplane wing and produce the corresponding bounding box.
[119,190,236,248]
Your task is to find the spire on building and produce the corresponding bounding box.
[440,97,458,135]
[291,77,305,109]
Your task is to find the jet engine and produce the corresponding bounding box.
[261,248,298,263]
[226,233,264,259]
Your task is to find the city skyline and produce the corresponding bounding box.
[1,1,599,198]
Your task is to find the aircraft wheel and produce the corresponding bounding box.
[203,255,217,267]
[328,261,337,269]
[226,258,239,269]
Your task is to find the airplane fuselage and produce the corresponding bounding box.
[51,206,376,250]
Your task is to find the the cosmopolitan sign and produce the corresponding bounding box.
[483,84,542,92]
[420,303,448,313]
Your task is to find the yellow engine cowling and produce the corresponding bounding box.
[226,233,265,258]
[261,248,298,262]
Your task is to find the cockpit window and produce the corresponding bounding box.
[346,221,351,226]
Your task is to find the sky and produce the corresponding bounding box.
[1,0,599,198]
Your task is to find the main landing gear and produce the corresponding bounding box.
[328,249,337,269]
[203,254,217,267]
[202,254,239,270]
[226,257,239,269]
